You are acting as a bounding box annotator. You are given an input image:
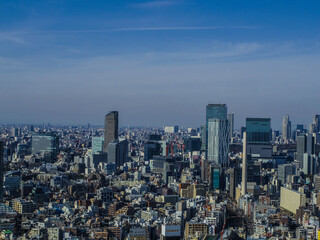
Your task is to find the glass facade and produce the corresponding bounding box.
[206,104,227,153]
[92,137,104,155]
[208,119,229,166]
[108,139,128,167]
[246,118,271,143]
[212,167,220,189]
[31,133,59,160]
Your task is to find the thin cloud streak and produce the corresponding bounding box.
[0,26,261,36]
[114,26,261,31]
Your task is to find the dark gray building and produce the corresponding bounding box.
[296,134,317,175]
[163,162,175,184]
[103,111,119,152]
[200,125,206,152]
[228,167,241,199]
[108,139,128,168]
[91,152,108,169]
[296,134,315,162]
[227,113,234,139]
[303,154,317,176]
[314,115,320,131]
[144,141,161,161]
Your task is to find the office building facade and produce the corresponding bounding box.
[280,187,306,214]
[108,139,128,168]
[246,118,272,159]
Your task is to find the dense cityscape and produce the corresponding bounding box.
[0,105,320,239]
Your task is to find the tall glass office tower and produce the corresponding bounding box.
[206,104,229,165]
[206,104,227,149]
[208,119,230,166]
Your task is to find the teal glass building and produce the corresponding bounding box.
[212,166,220,189]
[246,118,271,143]
[92,137,104,155]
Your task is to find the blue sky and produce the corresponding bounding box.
[0,0,320,129]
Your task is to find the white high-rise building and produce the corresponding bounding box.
[282,114,291,141]
[207,119,230,166]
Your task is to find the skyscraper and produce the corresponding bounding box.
[0,141,3,201]
[312,115,320,133]
[282,114,291,141]
[200,125,206,152]
[246,118,272,158]
[103,111,119,152]
[227,113,234,140]
[241,132,247,196]
[108,139,128,168]
[296,134,316,171]
[206,104,228,155]
[207,119,230,166]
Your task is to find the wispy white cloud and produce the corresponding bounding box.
[131,0,178,8]
[0,25,260,36]
[114,26,260,31]
[0,32,27,44]
[135,41,294,63]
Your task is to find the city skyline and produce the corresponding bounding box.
[1,1,320,128]
[0,109,319,131]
